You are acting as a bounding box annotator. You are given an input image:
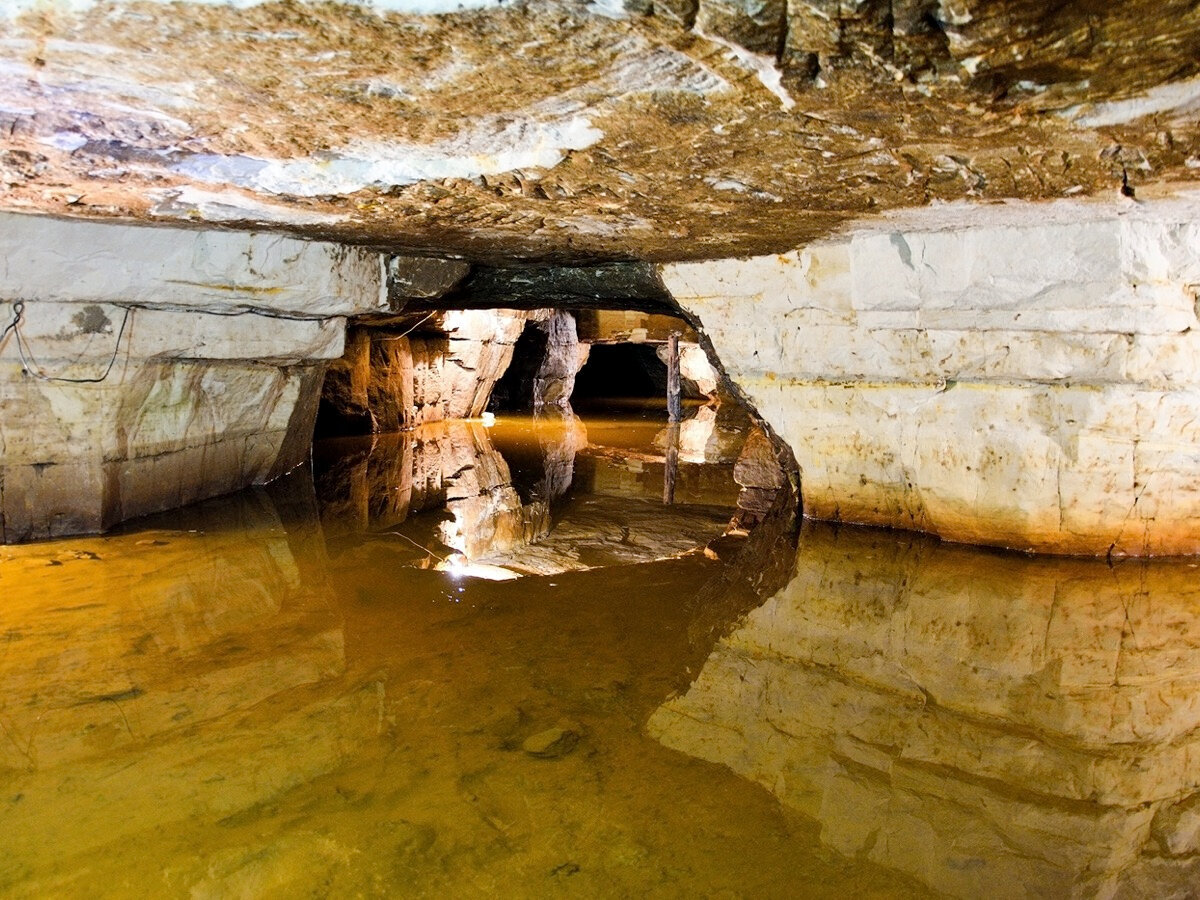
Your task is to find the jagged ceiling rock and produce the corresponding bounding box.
[2,0,1199,261]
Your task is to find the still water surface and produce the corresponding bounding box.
[1,413,1198,897]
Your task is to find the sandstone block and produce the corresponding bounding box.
[783,0,841,70]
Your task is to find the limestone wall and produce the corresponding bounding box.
[662,197,1200,555]
[0,212,463,541]
[320,310,530,433]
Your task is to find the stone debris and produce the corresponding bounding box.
[522,721,583,758]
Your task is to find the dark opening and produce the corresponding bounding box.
[572,343,667,409]
[488,322,549,413]
[314,393,373,439]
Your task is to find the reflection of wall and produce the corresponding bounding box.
[0,483,343,773]
[314,414,748,576]
[0,481,376,887]
[648,522,1200,898]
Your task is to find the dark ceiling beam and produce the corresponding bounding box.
[397,262,678,315]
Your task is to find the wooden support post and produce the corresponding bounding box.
[666,331,682,424]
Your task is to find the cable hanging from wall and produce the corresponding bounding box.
[0,299,134,384]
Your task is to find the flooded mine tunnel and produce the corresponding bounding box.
[7,0,1200,895]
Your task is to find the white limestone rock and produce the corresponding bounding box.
[0,214,386,541]
[0,211,387,317]
[2,301,345,365]
[0,359,324,541]
[662,196,1200,555]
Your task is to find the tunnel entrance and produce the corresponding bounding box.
[487,321,550,414]
[571,342,668,413]
[315,306,723,435]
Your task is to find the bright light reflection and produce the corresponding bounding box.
[436,553,521,581]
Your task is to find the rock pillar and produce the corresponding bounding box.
[319,309,531,433]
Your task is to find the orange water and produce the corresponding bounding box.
[2,413,1195,897]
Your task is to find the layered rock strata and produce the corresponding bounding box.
[0,211,463,541]
[663,194,1200,556]
[7,0,1200,263]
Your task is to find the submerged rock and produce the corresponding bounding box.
[522,722,583,759]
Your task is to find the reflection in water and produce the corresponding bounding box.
[14,407,1198,897]
[649,522,1200,898]
[6,411,912,898]
[0,483,356,893]
[312,413,746,576]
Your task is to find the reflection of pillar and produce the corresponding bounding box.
[663,423,680,505]
[666,331,682,423]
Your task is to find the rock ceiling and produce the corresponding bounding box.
[3,0,1200,261]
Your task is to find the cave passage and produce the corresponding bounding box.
[570,342,669,411]
[313,305,705,436]
[487,321,551,414]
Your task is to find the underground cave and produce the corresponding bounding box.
[6,0,1200,895]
